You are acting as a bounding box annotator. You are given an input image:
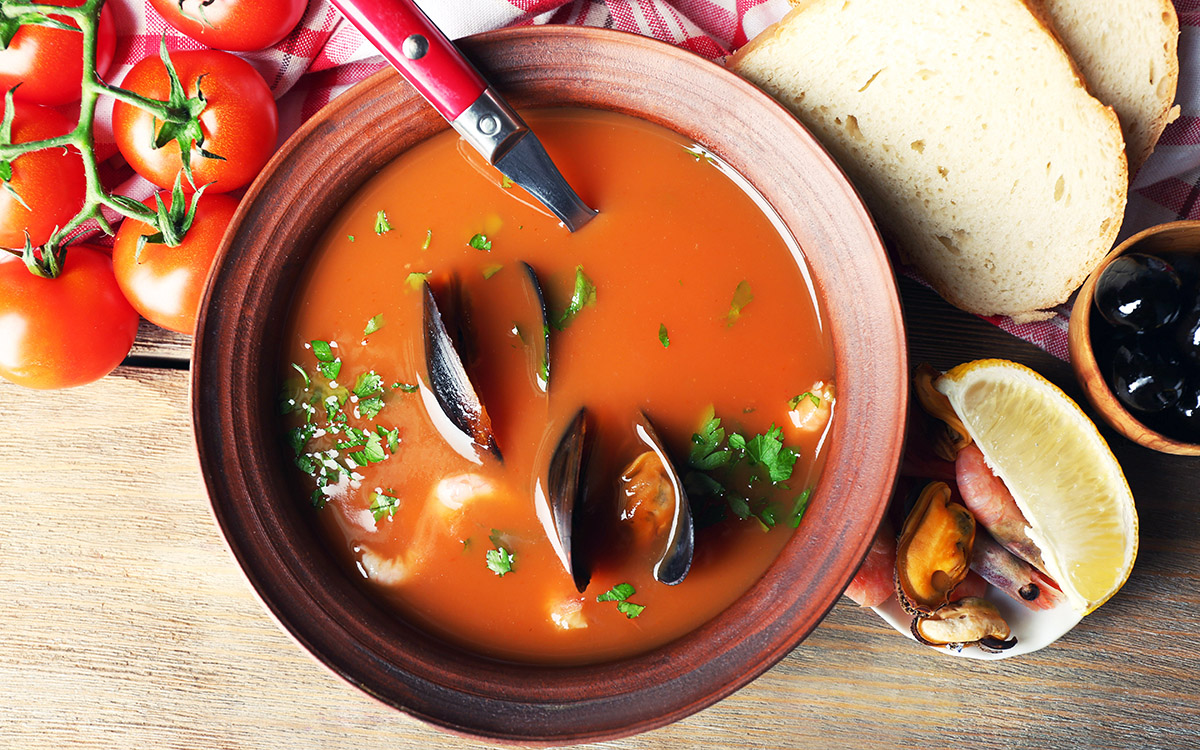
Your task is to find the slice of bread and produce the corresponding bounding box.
[1031,0,1179,174]
[730,0,1128,322]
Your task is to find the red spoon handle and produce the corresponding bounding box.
[329,0,487,119]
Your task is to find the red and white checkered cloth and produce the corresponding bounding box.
[96,0,1200,360]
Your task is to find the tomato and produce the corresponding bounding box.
[0,101,86,249]
[148,0,307,52]
[0,245,139,389]
[112,191,238,334]
[0,0,116,106]
[112,50,278,193]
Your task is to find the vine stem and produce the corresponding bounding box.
[0,0,181,275]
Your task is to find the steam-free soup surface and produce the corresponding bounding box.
[281,109,835,664]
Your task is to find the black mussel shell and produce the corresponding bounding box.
[423,281,501,460]
[622,412,694,586]
[544,408,592,592]
[520,261,550,392]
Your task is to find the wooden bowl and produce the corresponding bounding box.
[192,27,906,744]
[1069,220,1200,455]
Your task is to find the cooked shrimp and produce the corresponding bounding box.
[971,530,1064,611]
[844,517,896,607]
[949,570,989,601]
[955,443,1047,574]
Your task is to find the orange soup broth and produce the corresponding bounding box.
[281,109,835,665]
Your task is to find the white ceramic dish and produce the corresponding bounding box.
[873,589,1083,660]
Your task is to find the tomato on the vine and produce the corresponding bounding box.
[112,50,278,193]
[0,0,115,106]
[149,0,307,52]
[0,245,139,389]
[113,191,238,334]
[0,101,86,249]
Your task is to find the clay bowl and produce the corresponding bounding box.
[1069,220,1200,455]
[192,26,906,744]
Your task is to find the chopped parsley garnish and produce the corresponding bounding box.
[374,210,392,234]
[482,263,503,279]
[789,391,821,409]
[790,487,813,528]
[554,265,597,330]
[310,339,341,380]
[353,371,383,398]
[376,424,400,452]
[391,382,419,393]
[596,583,644,618]
[685,413,801,530]
[486,546,514,576]
[369,489,400,522]
[500,175,513,189]
[406,271,431,290]
[363,314,385,336]
[725,280,753,326]
[422,229,431,250]
[658,323,670,348]
[347,235,355,242]
[347,431,387,466]
[468,233,492,251]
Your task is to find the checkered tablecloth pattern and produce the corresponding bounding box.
[95,0,1200,359]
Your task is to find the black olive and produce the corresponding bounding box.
[1109,336,1185,413]
[1172,299,1200,367]
[1168,381,1200,442]
[1158,250,1200,295]
[1094,253,1182,331]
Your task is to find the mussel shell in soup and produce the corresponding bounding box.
[277,109,836,665]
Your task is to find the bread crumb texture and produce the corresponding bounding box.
[730,0,1128,320]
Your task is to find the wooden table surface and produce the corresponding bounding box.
[2,275,1197,750]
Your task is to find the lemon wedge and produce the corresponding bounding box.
[935,359,1137,615]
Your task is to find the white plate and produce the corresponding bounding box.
[872,587,1083,660]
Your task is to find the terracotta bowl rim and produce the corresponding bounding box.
[1068,219,1200,456]
[191,25,908,744]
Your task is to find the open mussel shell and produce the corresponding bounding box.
[910,597,1017,653]
[895,481,975,615]
[542,407,592,592]
[422,280,501,461]
[519,261,550,392]
[620,412,694,586]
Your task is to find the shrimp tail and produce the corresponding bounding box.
[845,517,897,607]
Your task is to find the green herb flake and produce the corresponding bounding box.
[369,490,401,522]
[724,280,754,326]
[374,209,393,235]
[422,229,432,250]
[482,263,504,279]
[789,391,821,410]
[391,382,419,393]
[486,546,514,576]
[358,396,385,419]
[745,425,798,483]
[658,323,670,348]
[757,503,779,530]
[597,583,644,618]
[689,417,734,471]
[468,233,492,251]
[310,339,334,362]
[406,271,431,290]
[376,425,400,452]
[500,175,514,189]
[290,362,310,389]
[347,235,355,242]
[790,488,813,528]
[596,583,636,603]
[353,370,384,398]
[554,265,597,330]
[363,314,385,336]
[616,601,645,619]
[348,431,386,466]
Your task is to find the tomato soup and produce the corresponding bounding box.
[278,109,835,665]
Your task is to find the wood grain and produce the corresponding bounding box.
[1,282,1199,749]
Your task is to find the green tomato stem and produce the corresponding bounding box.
[0,0,181,276]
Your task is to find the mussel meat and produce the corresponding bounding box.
[895,481,976,615]
[619,412,694,586]
[910,596,1017,653]
[913,363,972,461]
[537,408,592,592]
[422,280,501,461]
